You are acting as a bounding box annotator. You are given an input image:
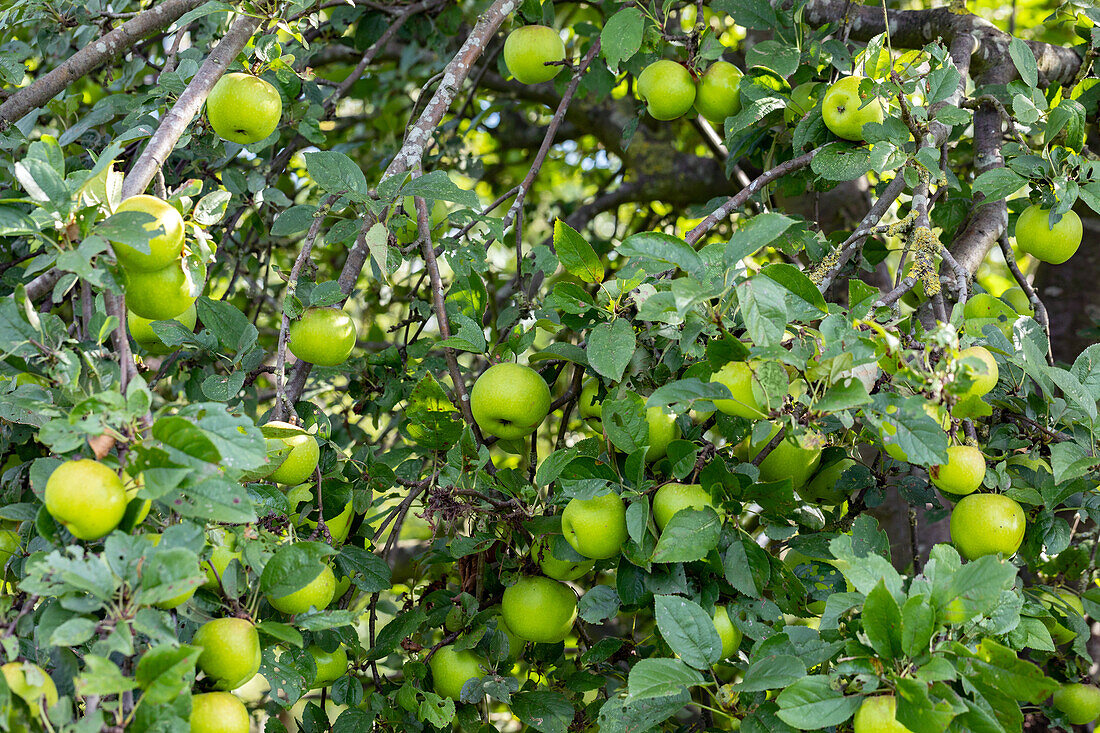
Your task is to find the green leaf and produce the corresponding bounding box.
[135,644,201,704]
[760,263,827,314]
[271,205,319,236]
[645,379,732,410]
[724,529,772,598]
[304,151,368,201]
[653,595,722,669]
[1008,37,1038,88]
[76,655,138,696]
[626,658,705,703]
[811,142,873,181]
[554,220,604,284]
[862,580,903,660]
[618,231,704,275]
[440,312,487,353]
[598,690,690,733]
[813,378,872,413]
[600,7,644,73]
[711,0,777,29]
[973,638,1057,704]
[587,318,635,381]
[578,585,620,624]
[651,507,722,563]
[400,169,479,207]
[775,676,860,729]
[901,595,935,658]
[736,277,788,348]
[335,546,392,593]
[736,654,806,692]
[512,691,575,733]
[419,692,456,728]
[260,541,337,597]
[972,167,1026,202]
[725,214,797,267]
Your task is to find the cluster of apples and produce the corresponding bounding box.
[636,58,745,123]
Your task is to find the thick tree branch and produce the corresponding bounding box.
[0,0,204,127]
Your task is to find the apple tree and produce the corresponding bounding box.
[2,0,1100,731]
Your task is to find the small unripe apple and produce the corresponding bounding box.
[822,75,885,142]
[1053,683,1100,725]
[501,576,578,643]
[800,458,856,505]
[930,445,985,496]
[206,73,283,145]
[193,617,261,690]
[503,25,566,85]
[308,644,348,689]
[738,424,824,491]
[955,346,998,399]
[694,61,742,124]
[429,645,483,700]
[267,564,336,615]
[470,363,551,440]
[123,259,204,321]
[262,420,320,486]
[1015,204,1083,265]
[651,483,716,530]
[288,307,357,367]
[785,82,818,124]
[44,459,127,540]
[577,379,604,430]
[637,60,696,120]
[853,695,912,733]
[561,492,628,559]
[713,605,742,659]
[644,406,681,463]
[111,195,185,271]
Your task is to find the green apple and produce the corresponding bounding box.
[202,543,242,590]
[1038,588,1085,645]
[288,307,357,367]
[308,645,348,689]
[495,616,525,660]
[470,363,551,440]
[738,424,823,491]
[853,695,912,733]
[531,535,594,581]
[561,492,628,560]
[1053,683,1100,725]
[503,25,565,85]
[1001,287,1034,317]
[267,564,336,615]
[713,605,742,659]
[645,406,681,463]
[785,82,818,124]
[303,499,354,545]
[1015,204,1083,265]
[694,61,742,124]
[637,59,697,120]
[128,303,197,355]
[821,75,885,142]
[123,259,204,321]
[949,493,1026,561]
[263,420,320,486]
[206,72,283,144]
[578,379,603,430]
[800,458,856,505]
[44,459,127,540]
[962,293,1017,338]
[394,196,449,245]
[1005,453,1051,490]
[429,645,483,700]
[193,617,261,690]
[110,195,185,271]
[501,576,578,643]
[190,692,251,733]
[651,483,716,530]
[710,361,766,419]
[956,346,998,398]
[1,662,57,718]
[930,445,985,496]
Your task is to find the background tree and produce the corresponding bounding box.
[1,0,1100,732]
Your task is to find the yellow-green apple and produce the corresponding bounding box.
[930,445,985,495]
[503,25,565,85]
[578,379,603,430]
[128,303,197,355]
[638,60,696,120]
[651,483,716,530]
[561,492,628,559]
[710,361,766,419]
[645,406,680,462]
[962,293,1017,338]
[429,645,483,700]
[262,420,320,486]
[822,76,885,142]
[267,564,336,615]
[501,576,578,643]
[800,458,856,505]
[202,543,242,590]
[110,195,185,271]
[1038,588,1085,645]
[1,662,57,718]
[531,535,594,581]
[738,424,823,490]
[955,346,998,398]
[470,363,551,440]
[949,493,1026,560]
[190,692,251,733]
[1001,287,1034,317]
[713,605,742,659]
[853,695,912,733]
[1053,683,1100,725]
[44,459,127,540]
[1015,204,1083,265]
[206,73,283,144]
[123,259,203,321]
[308,645,348,689]
[288,307,357,367]
[785,82,818,124]
[193,618,261,690]
[694,61,742,124]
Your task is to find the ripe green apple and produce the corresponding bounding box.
[503,25,565,85]
[110,195,185,271]
[578,379,604,430]
[949,493,1026,561]
[267,564,336,615]
[651,483,716,530]
[1001,287,1034,317]
[1,662,57,718]
[962,293,1017,338]
[263,420,320,486]
[128,302,197,355]
[123,259,203,321]
[956,346,998,399]
[561,492,628,560]
[531,535,594,581]
[470,363,551,440]
[190,692,251,733]
[738,424,823,491]
[1015,204,1083,265]
[710,361,766,419]
[193,617,261,690]
[694,61,742,124]
[644,406,681,462]
[206,72,283,144]
[288,307,357,367]
[785,82,818,124]
[821,75,885,142]
[44,459,127,540]
[429,645,484,700]
[713,605,742,659]
[853,695,913,733]
[799,458,856,505]
[501,576,578,643]
[930,445,985,496]
[308,644,348,689]
[637,59,697,120]
[1053,683,1100,725]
